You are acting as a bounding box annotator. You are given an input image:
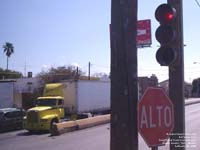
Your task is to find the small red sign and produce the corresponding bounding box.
[137,19,152,47]
[138,87,174,147]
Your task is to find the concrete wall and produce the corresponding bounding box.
[0,82,14,108]
[0,78,42,108]
[14,77,41,94]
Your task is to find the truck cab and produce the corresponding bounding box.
[23,96,65,132]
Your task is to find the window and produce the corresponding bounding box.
[5,111,21,118]
[36,99,57,106]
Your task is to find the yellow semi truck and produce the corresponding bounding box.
[23,84,65,132]
[23,80,110,132]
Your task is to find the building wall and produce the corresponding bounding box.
[14,77,42,94]
[0,81,15,108]
[158,79,169,94]
[14,77,42,108]
[138,75,158,99]
[0,78,42,108]
[159,80,192,98]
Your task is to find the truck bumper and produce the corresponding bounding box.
[23,121,50,131]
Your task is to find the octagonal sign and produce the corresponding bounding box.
[138,87,174,147]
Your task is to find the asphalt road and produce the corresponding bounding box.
[1,103,200,150]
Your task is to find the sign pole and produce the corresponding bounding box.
[152,147,158,150]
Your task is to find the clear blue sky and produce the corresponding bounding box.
[0,0,199,83]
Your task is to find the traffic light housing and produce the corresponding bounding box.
[155,3,177,66]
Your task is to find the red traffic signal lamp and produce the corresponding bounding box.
[155,4,177,66]
[155,4,176,24]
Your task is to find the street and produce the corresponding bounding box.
[0,102,200,150]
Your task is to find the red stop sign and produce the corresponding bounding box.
[138,87,174,147]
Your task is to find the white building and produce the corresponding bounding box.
[0,77,42,108]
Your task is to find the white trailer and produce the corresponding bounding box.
[61,80,110,114]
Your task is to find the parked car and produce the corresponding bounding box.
[0,108,25,132]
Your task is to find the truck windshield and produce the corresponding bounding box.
[36,99,57,106]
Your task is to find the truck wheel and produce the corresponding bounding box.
[50,119,58,131]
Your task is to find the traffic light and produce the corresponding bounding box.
[155,3,177,66]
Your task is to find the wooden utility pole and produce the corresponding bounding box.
[110,0,138,150]
[168,0,185,149]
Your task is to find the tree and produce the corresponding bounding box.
[3,42,14,70]
[0,68,22,79]
[36,65,84,85]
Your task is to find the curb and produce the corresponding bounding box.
[50,114,110,136]
[185,99,200,106]
[76,114,110,130]
[50,121,78,136]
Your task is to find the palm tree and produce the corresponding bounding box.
[3,42,14,70]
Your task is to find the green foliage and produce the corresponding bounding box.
[36,65,84,84]
[3,42,14,57]
[0,68,23,79]
[2,42,14,70]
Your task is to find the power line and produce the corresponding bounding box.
[195,0,200,7]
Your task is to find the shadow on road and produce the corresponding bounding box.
[0,128,22,134]
[17,130,49,136]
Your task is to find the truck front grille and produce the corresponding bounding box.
[27,111,39,123]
